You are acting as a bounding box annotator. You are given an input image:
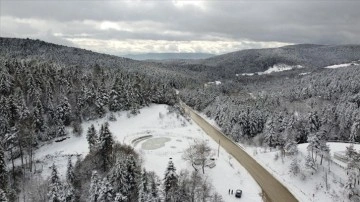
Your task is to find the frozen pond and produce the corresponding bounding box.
[141,137,171,150]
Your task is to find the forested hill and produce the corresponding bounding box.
[186,44,360,77]
[0,37,194,161]
[123,52,215,61]
[0,37,203,88]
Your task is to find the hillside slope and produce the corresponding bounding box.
[197,44,360,76]
[0,37,203,88]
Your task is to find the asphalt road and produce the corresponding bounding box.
[181,102,298,202]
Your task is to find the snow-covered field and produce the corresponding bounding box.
[324,60,359,69]
[236,64,303,76]
[25,104,262,202]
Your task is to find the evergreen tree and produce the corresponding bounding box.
[89,171,101,202]
[346,144,357,159]
[66,157,75,186]
[164,159,178,201]
[56,120,67,137]
[48,163,63,202]
[0,69,13,96]
[56,96,72,126]
[114,193,126,202]
[289,158,300,176]
[86,124,98,152]
[264,116,276,148]
[305,154,316,172]
[64,185,75,202]
[98,122,114,172]
[0,188,8,202]
[124,155,140,201]
[150,176,159,201]
[307,131,320,161]
[33,97,46,135]
[350,117,360,142]
[345,156,358,199]
[317,128,330,165]
[138,169,149,202]
[109,77,123,112]
[98,177,114,202]
[0,146,7,191]
[109,161,128,198]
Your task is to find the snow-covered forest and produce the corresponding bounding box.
[0,38,203,201]
[179,63,360,201]
[1,37,360,201]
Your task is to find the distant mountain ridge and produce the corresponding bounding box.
[197,44,360,75]
[0,37,205,88]
[123,52,215,61]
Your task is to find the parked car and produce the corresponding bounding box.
[235,189,242,198]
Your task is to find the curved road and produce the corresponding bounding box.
[181,102,298,202]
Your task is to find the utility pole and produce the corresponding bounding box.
[218,139,220,157]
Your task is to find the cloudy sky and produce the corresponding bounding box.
[1,0,359,55]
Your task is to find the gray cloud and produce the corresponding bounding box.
[1,0,359,54]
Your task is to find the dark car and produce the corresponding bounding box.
[235,189,242,198]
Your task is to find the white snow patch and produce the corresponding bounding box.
[238,64,303,76]
[259,64,303,75]
[324,61,359,69]
[240,73,255,76]
[299,72,311,76]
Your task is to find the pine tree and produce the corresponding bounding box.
[264,116,276,148]
[98,122,114,172]
[307,132,320,161]
[0,146,7,191]
[114,193,126,202]
[317,128,330,165]
[33,97,46,135]
[109,161,128,198]
[149,173,160,202]
[305,154,316,172]
[289,158,300,176]
[64,184,75,202]
[66,157,75,186]
[124,155,140,201]
[56,120,67,137]
[86,124,98,152]
[350,117,360,142]
[346,144,357,159]
[0,69,13,96]
[164,159,178,201]
[48,163,63,202]
[0,188,8,202]
[345,157,358,199]
[98,177,114,202]
[89,171,101,202]
[56,96,72,126]
[138,169,149,202]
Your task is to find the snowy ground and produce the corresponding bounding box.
[242,144,347,202]
[324,60,359,69]
[243,142,360,202]
[236,64,303,76]
[199,114,359,202]
[22,104,262,202]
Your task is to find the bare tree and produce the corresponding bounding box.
[183,140,215,174]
